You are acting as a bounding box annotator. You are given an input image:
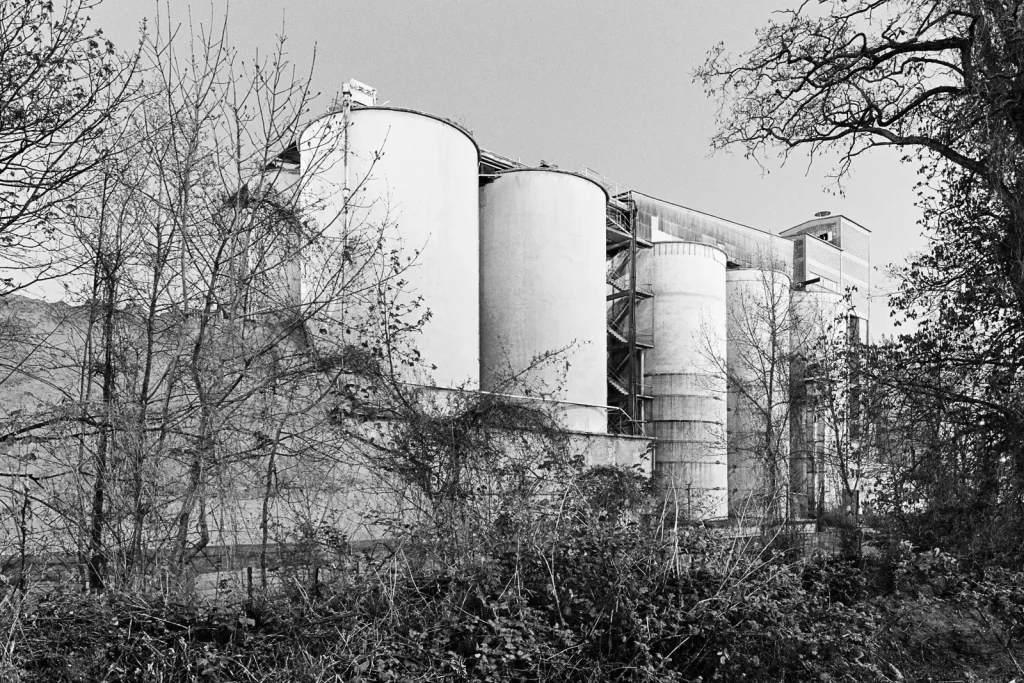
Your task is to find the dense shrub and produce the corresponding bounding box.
[5,468,1024,682]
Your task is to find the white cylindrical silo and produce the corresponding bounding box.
[726,268,791,520]
[255,165,303,312]
[299,107,480,388]
[791,289,844,344]
[642,241,728,519]
[479,170,607,431]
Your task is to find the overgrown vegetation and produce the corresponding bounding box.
[4,473,1024,682]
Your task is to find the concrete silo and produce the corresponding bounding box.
[252,164,303,313]
[641,241,728,519]
[726,268,791,520]
[479,169,608,433]
[299,107,480,388]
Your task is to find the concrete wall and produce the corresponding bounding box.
[0,297,651,582]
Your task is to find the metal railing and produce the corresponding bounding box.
[607,274,652,294]
[608,369,653,397]
[607,405,647,436]
[581,165,630,201]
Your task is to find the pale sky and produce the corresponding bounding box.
[91,0,925,338]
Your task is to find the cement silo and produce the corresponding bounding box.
[641,241,728,519]
[299,107,480,388]
[479,170,608,432]
[726,268,791,520]
[250,164,303,313]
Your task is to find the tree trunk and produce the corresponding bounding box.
[88,278,117,592]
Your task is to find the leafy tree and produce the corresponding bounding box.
[867,166,1024,557]
[696,0,1024,312]
[697,0,1024,558]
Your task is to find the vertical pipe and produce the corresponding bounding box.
[339,90,351,364]
[627,199,639,434]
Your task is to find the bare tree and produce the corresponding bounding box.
[339,351,580,568]
[700,252,796,523]
[0,0,138,296]
[790,290,882,522]
[694,0,1024,319]
[0,7,418,593]
[0,4,591,599]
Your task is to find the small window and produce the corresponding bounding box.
[817,231,831,242]
[848,315,869,344]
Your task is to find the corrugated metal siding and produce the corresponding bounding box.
[631,193,794,270]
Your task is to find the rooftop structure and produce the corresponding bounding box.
[782,214,871,338]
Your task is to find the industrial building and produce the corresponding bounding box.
[283,81,872,522]
[0,80,879,596]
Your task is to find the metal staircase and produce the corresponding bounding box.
[584,169,654,437]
